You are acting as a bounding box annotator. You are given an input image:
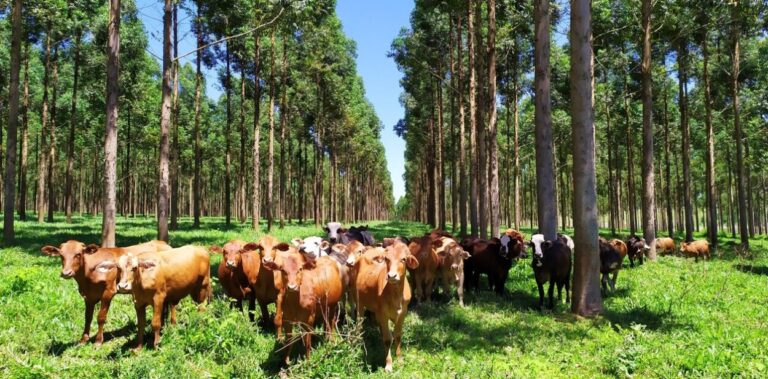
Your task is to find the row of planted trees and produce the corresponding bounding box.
[393,0,768,252]
[0,0,394,244]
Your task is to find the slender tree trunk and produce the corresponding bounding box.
[437,75,446,230]
[237,67,247,224]
[487,0,500,237]
[534,0,557,240]
[701,28,718,248]
[266,31,276,232]
[170,4,179,230]
[475,0,488,239]
[456,14,468,237]
[157,0,172,242]
[46,46,60,223]
[570,0,602,317]
[251,33,262,229]
[623,74,636,234]
[468,0,479,237]
[677,42,694,242]
[3,0,21,243]
[18,43,29,221]
[224,39,233,226]
[102,0,120,247]
[640,0,656,259]
[512,41,521,230]
[278,35,288,228]
[449,16,459,232]
[193,10,203,228]
[36,27,52,223]
[663,80,673,237]
[65,32,82,224]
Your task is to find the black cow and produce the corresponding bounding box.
[461,236,524,295]
[531,239,572,310]
[626,235,650,267]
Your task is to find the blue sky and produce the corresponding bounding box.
[137,0,412,201]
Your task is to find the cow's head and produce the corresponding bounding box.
[292,236,330,259]
[529,234,546,261]
[344,240,368,267]
[379,243,418,286]
[41,240,100,279]
[116,253,158,293]
[257,236,290,264]
[679,242,689,253]
[263,251,313,293]
[436,239,470,282]
[211,241,251,269]
[325,222,344,243]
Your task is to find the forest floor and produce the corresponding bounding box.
[1,216,767,378]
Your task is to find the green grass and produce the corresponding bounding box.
[1,215,767,378]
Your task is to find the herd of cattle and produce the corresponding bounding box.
[40,223,712,372]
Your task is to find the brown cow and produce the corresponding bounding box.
[355,243,419,372]
[680,240,710,262]
[251,236,292,338]
[116,245,211,349]
[434,237,470,306]
[656,237,676,255]
[211,240,276,324]
[600,238,625,293]
[407,236,442,302]
[329,241,368,319]
[41,240,171,345]
[263,251,343,364]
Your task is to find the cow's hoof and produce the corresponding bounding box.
[78,335,90,345]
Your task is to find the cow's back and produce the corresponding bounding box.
[159,246,210,302]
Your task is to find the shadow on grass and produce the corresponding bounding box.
[47,323,135,356]
[602,305,689,332]
[734,263,768,276]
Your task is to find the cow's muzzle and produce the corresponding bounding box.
[117,283,132,293]
[287,283,299,292]
[387,272,400,283]
[226,260,236,269]
[60,270,75,279]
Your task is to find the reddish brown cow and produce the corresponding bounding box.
[609,239,628,260]
[680,240,710,262]
[41,240,171,345]
[407,236,442,302]
[434,237,470,306]
[656,237,676,255]
[355,243,419,372]
[116,245,211,349]
[263,251,343,364]
[253,235,292,338]
[211,240,276,323]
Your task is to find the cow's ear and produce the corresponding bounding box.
[320,240,330,251]
[303,258,317,270]
[242,242,260,252]
[323,227,330,233]
[41,246,61,256]
[291,238,303,247]
[331,244,345,255]
[276,243,291,251]
[431,239,443,249]
[209,245,223,254]
[138,260,157,270]
[461,250,470,260]
[405,254,419,269]
[84,244,100,254]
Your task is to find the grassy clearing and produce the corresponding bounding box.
[1,215,767,378]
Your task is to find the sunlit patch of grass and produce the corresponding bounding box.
[0,215,766,377]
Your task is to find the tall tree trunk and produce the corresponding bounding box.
[36,27,52,223]
[47,46,60,223]
[65,33,81,224]
[3,0,21,243]
[677,41,694,242]
[157,0,172,242]
[266,31,276,232]
[437,75,446,230]
[193,9,203,228]
[663,80,673,237]
[278,35,288,228]
[701,26,718,248]
[570,0,601,317]
[475,0,487,238]
[456,14,468,237]
[534,0,557,240]
[102,0,120,247]
[487,0,500,237]
[251,33,262,229]
[170,4,179,230]
[449,16,459,232]
[640,0,656,259]
[468,0,479,237]
[623,73,636,234]
[238,67,247,224]
[512,40,521,231]
[18,43,29,221]
[224,39,232,226]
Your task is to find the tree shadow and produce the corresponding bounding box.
[46,323,135,356]
[602,305,689,332]
[734,263,768,276]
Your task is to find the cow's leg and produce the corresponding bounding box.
[629,255,635,268]
[170,304,177,325]
[283,322,293,365]
[80,299,97,344]
[258,300,270,326]
[248,294,256,323]
[425,276,434,302]
[457,275,465,307]
[235,299,243,312]
[537,282,545,310]
[565,272,571,303]
[151,297,164,348]
[94,296,113,345]
[134,304,146,350]
[547,281,555,309]
[610,271,618,292]
[601,273,608,292]
[325,304,338,340]
[275,294,284,340]
[378,315,393,372]
[305,313,316,359]
[394,314,405,358]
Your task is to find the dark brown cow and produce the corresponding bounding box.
[41,240,171,345]
[680,240,710,262]
[263,251,343,364]
[531,239,571,310]
[355,243,419,372]
[116,245,211,349]
[461,235,523,295]
[626,235,650,267]
[600,238,624,293]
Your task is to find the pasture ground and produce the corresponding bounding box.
[1,215,767,378]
